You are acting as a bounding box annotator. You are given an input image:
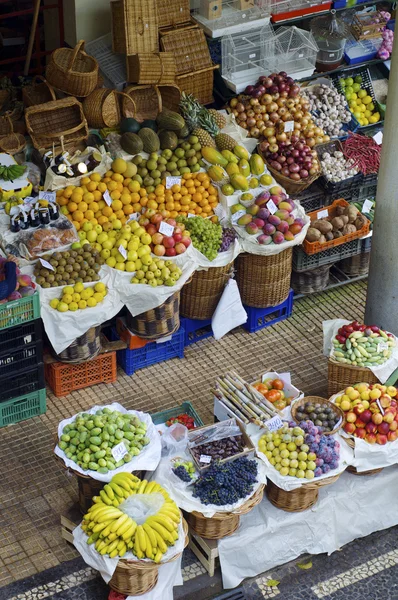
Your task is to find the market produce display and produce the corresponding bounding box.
[189,434,244,466]
[58,408,150,474]
[0,259,35,301]
[306,203,366,244]
[172,460,196,482]
[179,93,229,150]
[293,400,341,433]
[130,257,183,287]
[192,457,258,505]
[258,421,340,478]
[259,138,320,183]
[331,321,395,366]
[335,383,398,444]
[302,84,352,138]
[176,216,221,260]
[166,413,196,430]
[142,214,191,257]
[338,75,380,126]
[0,162,26,181]
[82,472,181,561]
[49,282,107,311]
[319,148,358,183]
[33,244,102,287]
[253,377,295,410]
[343,132,382,175]
[204,146,270,195]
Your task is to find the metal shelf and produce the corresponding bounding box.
[293,265,368,300]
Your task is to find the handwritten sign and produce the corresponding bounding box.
[39,258,54,271]
[165,176,181,189]
[159,221,174,236]
[264,415,284,433]
[103,190,112,206]
[267,199,278,215]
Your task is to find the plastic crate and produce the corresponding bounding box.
[111,327,185,376]
[85,34,127,91]
[271,0,331,21]
[243,289,293,333]
[333,0,367,8]
[0,363,45,402]
[344,38,382,66]
[316,139,364,195]
[0,319,42,355]
[0,388,46,428]
[350,173,377,202]
[293,238,363,272]
[0,340,43,378]
[0,292,40,332]
[295,182,325,213]
[180,317,213,346]
[151,401,204,427]
[45,352,117,397]
[331,67,384,129]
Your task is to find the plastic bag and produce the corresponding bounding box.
[120,493,164,525]
[212,279,247,340]
[188,419,241,449]
[44,146,112,191]
[161,423,189,457]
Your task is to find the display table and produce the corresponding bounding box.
[218,467,398,589]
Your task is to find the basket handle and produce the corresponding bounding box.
[43,122,86,139]
[155,53,165,84]
[119,90,137,118]
[31,75,57,101]
[1,112,14,134]
[67,40,86,71]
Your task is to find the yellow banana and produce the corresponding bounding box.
[148,521,172,546]
[117,539,127,553]
[110,513,129,533]
[109,482,125,497]
[102,522,114,538]
[87,505,110,520]
[152,530,167,553]
[154,550,163,564]
[144,481,157,494]
[127,541,134,550]
[150,515,175,532]
[171,529,179,541]
[108,532,118,542]
[107,539,119,554]
[143,523,157,548]
[122,522,137,542]
[158,509,180,523]
[100,490,113,505]
[119,545,127,558]
[104,484,115,500]
[92,495,101,504]
[134,535,141,557]
[137,480,148,494]
[148,483,162,493]
[143,530,153,559]
[117,516,135,537]
[95,539,107,552]
[112,499,120,508]
[109,549,118,558]
[136,525,146,552]
[97,509,124,522]
[112,475,133,492]
[93,519,114,533]
[100,544,110,555]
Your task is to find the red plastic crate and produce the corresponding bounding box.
[271,1,331,22]
[45,352,117,397]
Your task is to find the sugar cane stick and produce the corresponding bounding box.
[218,378,267,420]
[228,370,278,414]
[223,374,275,418]
[216,379,263,421]
[212,389,250,424]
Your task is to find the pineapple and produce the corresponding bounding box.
[208,108,227,129]
[215,133,237,152]
[191,128,216,148]
[197,109,219,137]
[179,92,202,131]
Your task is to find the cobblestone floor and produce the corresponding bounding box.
[1,279,393,600]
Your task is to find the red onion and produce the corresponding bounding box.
[289,85,300,98]
[274,75,283,84]
[286,77,294,85]
[270,152,279,160]
[289,163,300,173]
[245,85,254,94]
[287,157,294,165]
[279,71,287,78]
[264,78,273,89]
[279,83,287,92]
[270,85,279,95]
[290,173,301,181]
[271,161,282,171]
[282,167,290,177]
[256,85,266,94]
[252,88,262,98]
[300,169,309,178]
[292,149,300,158]
[276,155,286,164]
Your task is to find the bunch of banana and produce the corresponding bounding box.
[5,196,24,215]
[0,163,26,182]
[81,472,181,563]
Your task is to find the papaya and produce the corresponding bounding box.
[239,159,250,177]
[207,165,228,183]
[201,147,228,167]
[249,154,265,176]
[225,162,240,176]
[221,150,238,164]
[233,145,250,160]
[230,173,249,191]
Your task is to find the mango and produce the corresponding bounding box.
[226,162,240,176]
[239,159,250,177]
[207,165,228,182]
[221,150,238,164]
[201,147,228,167]
[237,214,252,226]
[222,183,235,196]
[233,145,249,160]
[230,173,249,191]
[231,203,246,214]
[249,154,265,176]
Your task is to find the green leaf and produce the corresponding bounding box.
[298,561,313,570]
[266,579,280,587]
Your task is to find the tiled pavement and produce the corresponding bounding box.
[1,279,397,599]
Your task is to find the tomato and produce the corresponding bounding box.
[271,378,284,390]
[265,389,281,403]
[257,383,269,394]
[273,399,287,410]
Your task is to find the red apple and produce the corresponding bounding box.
[354,404,365,416]
[360,409,372,423]
[152,232,164,245]
[173,233,183,243]
[165,247,176,257]
[166,218,177,227]
[380,395,392,408]
[346,412,357,423]
[344,422,356,434]
[390,400,397,409]
[174,226,182,235]
[366,433,377,444]
[174,242,186,255]
[355,419,366,428]
[153,244,166,256]
[146,224,157,236]
[181,237,191,248]
[372,413,383,425]
[163,236,175,249]
[387,431,398,442]
[151,214,163,225]
[383,412,394,424]
[356,428,366,439]
[365,421,377,434]
[139,217,150,226]
[376,433,388,445]
[377,422,390,435]
[389,421,398,431]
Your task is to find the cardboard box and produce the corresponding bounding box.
[116,317,149,350]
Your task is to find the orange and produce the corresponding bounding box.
[192,193,202,203]
[195,206,203,214]
[84,192,95,203]
[174,202,181,211]
[180,211,187,217]
[95,210,102,219]
[81,176,91,186]
[147,199,158,210]
[166,202,175,211]
[202,205,212,214]
[98,215,108,225]
[73,210,84,222]
[173,193,181,202]
[121,193,131,205]
[199,198,208,208]
[57,196,68,207]
[85,210,94,220]
[89,201,99,213]
[155,185,165,196]
[196,173,207,182]
[131,192,140,204]
[140,197,148,207]
[171,184,181,194]
[72,220,80,230]
[98,200,105,210]
[97,182,107,193]
[123,178,131,187]
[109,214,117,222]
[93,190,102,202]
[105,170,113,178]
[67,201,78,213]
[102,206,113,217]
[202,191,209,199]
[208,195,217,204]
[139,188,147,197]
[81,186,88,194]
[111,199,122,211]
[107,181,118,192]
[65,212,72,220]
[123,205,134,215]
[102,177,111,184]
[115,209,125,220]
[71,191,82,203]
[133,202,142,213]
[64,185,74,197]
[170,210,178,218]
[180,186,188,196]
[90,172,101,182]
[148,193,156,201]
[110,190,121,201]
[128,180,141,193]
[112,173,124,183]
[78,201,88,212]
[202,180,210,189]
[86,182,97,192]
[91,218,98,225]
[116,182,124,193]
[197,186,205,195]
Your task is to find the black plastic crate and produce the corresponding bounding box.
[0,340,43,378]
[295,182,325,213]
[293,238,363,272]
[0,363,45,403]
[0,319,42,356]
[316,139,363,196]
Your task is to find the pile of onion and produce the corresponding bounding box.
[259,136,320,182]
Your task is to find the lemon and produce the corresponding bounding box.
[80,289,91,300]
[72,293,81,303]
[112,158,127,174]
[115,263,125,271]
[87,297,97,308]
[86,287,94,297]
[63,286,74,296]
[74,282,84,293]
[351,92,357,100]
[93,292,104,303]
[57,302,69,313]
[50,299,59,309]
[357,89,366,98]
[62,294,73,304]
[78,300,87,309]
[95,282,106,294]
[69,302,79,311]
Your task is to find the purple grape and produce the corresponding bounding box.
[219,228,237,252]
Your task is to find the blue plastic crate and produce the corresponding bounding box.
[111,327,185,375]
[180,317,213,346]
[243,290,294,333]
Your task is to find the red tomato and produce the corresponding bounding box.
[271,379,284,391]
[265,389,281,403]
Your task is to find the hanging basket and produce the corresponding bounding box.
[123,85,161,121]
[180,263,233,320]
[235,249,293,308]
[46,40,99,97]
[52,326,102,363]
[0,104,23,137]
[126,291,180,340]
[0,132,26,155]
[327,358,380,396]
[22,75,57,108]
[266,474,339,512]
[83,89,133,128]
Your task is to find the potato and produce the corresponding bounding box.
[341,215,349,225]
[331,216,344,231]
[319,234,327,244]
[334,230,343,238]
[313,219,333,234]
[325,231,334,241]
[343,224,357,235]
[354,215,366,230]
[335,205,345,216]
[344,205,359,223]
[306,227,322,242]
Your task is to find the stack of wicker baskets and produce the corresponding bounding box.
[180,263,233,320]
[126,291,180,340]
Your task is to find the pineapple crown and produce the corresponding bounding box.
[197,109,219,137]
[179,92,219,135]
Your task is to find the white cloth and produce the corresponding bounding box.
[212,279,247,340]
[191,239,241,271]
[54,403,161,482]
[218,466,398,589]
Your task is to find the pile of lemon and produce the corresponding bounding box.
[49,282,107,312]
[339,75,380,126]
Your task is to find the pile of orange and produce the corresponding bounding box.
[151,172,219,219]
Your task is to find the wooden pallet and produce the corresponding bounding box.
[61,515,78,544]
[188,531,219,577]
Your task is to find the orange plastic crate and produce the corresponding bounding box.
[45,352,117,397]
[303,199,370,256]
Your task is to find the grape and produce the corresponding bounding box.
[219,228,237,252]
[177,216,222,261]
[192,457,258,506]
[173,465,192,482]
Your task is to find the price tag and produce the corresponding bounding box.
[373,131,383,145]
[24,334,32,344]
[377,341,389,353]
[376,399,385,415]
[299,53,304,58]
[38,191,56,203]
[127,212,140,222]
[249,53,256,59]
[199,455,212,464]
[23,196,35,205]
[264,415,284,433]
[362,199,373,214]
[111,441,128,462]
[231,209,246,224]
[214,204,226,220]
[166,176,181,189]
[188,213,196,218]
[284,121,294,133]
[266,199,277,215]
[103,190,112,206]
[159,221,174,236]
[317,209,329,219]
[39,258,54,271]
[156,335,172,344]
[118,245,127,259]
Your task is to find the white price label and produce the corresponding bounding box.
[118,245,127,259]
[24,334,32,344]
[376,399,385,415]
[23,196,35,205]
[266,199,278,215]
[214,204,226,220]
[362,199,373,214]
[317,209,329,219]
[249,53,256,59]
[299,53,304,58]
[166,176,182,189]
[127,212,140,222]
[377,341,389,352]
[111,441,128,462]
[200,455,212,464]
[231,209,246,224]
[38,191,56,203]
[373,131,383,145]
[39,258,55,271]
[284,121,294,133]
[103,190,112,206]
[156,335,172,344]
[264,415,284,433]
[188,213,195,218]
[159,221,174,236]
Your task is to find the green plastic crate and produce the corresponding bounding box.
[151,401,204,427]
[0,388,46,428]
[0,292,40,331]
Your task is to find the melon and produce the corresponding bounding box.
[120,117,140,134]
[158,130,178,150]
[138,128,160,153]
[120,132,143,155]
[141,119,158,132]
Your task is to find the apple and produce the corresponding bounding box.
[361,409,372,423]
[354,404,365,416]
[144,208,156,218]
[380,395,392,408]
[371,413,383,425]
[348,390,360,401]
[340,399,351,412]
[151,214,163,225]
[369,402,381,414]
[365,421,377,434]
[390,400,397,409]
[181,237,191,248]
[138,217,149,227]
[94,224,103,234]
[166,218,177,227]
[152,233,164,245]
[387,385,397,397]
[366,433,377,444]
[165,248,177,256]
[369,388,382,400]
[388,431,398,442]
[383,412,394,423]
[173,233,183,243]
[153,244,166,256]
[361,400,370,409]
[175,242,186,254]
[376,433,388,445]
[163,236,175,249]
[377,422,390,435]
[344,422,356,434]
[146,224,157,236]
[355,428,366,439]
[389,421,398,431]
[355,419,366,428]
[346,412,357,423]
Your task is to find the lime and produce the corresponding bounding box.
[357,89,367,99]
[354,75,363,84]
[339,78,346,87]
[352,83,361,92]
[346,77,354,86]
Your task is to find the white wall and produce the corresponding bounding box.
[63,0,112,46]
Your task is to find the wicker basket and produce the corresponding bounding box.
[0,104,23,137]
[327,358,379,396]
[185,484,264,539]
[127,53,176,85]
[52,326,102,364]
[235,249,293,308]
[157,0,191,29]
[262,158,320,195]
[109,519,188,596]
[160,27,212,75]
[291,264,331,295]
[0,89,10,110]
[176,66,218,106]
[341,437,383,476]
[25,97,88,150]
[22,76,56,108]
[111,0,126,53]
[83,89,133,128]
[180,263,232,320]
[0,132,26,155]
[158,84,181,112]
[291,396,345,435]
[112,0,159,55]
[126,292,180,340]
[266,473,339,512]
[337,252,370,276]
[46,40,99,97]
[123,85,161,122]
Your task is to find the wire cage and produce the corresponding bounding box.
[191,0,271,38]
[262,26,318,79]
